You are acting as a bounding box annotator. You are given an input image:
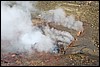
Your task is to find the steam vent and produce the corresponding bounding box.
[1,1,99,66]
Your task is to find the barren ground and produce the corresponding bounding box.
[1,1,99,66]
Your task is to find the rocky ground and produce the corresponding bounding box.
[1,1,99,66]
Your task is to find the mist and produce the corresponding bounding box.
[1,1,84,54]
[1,1,55,53]
[40,8,84,32]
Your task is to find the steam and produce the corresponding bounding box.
[20,30,55,53]
[1,1,55,53]
[1,1,84,54]
[43,26,74,44]
[40,8,84,32]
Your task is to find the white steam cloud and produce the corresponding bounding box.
[1,1,55,53]
[40,8,84,32]
[1,1,84,54]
